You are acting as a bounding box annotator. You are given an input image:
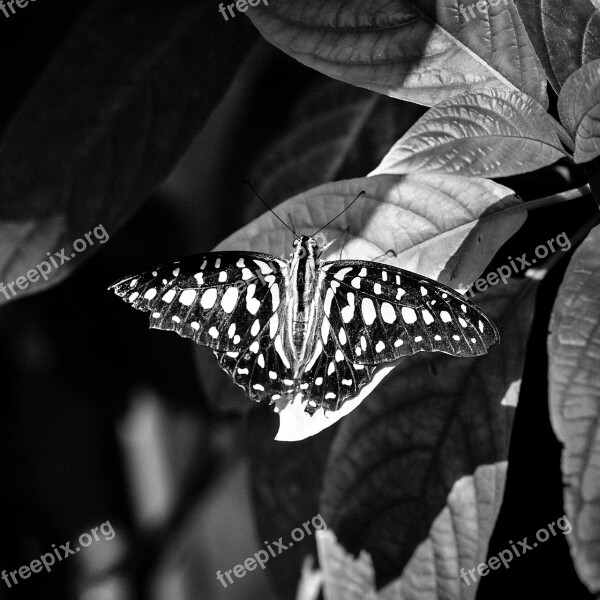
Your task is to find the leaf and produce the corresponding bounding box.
[319,278,538,588]
[216,174,525,439]
[0,0,255,304]
[317,463,507,600]
[371,89,566,178]
[247,0,547,107]
[250,78,426,207]
[558,59,600,163]
[548,223,600,592]
[247,409,338,600]
[217,174,523,290]
[515,0,600,93]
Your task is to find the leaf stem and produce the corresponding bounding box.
[497,184,592,219]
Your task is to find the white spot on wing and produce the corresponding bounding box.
[221,287,239,313]
[401,307,417,323]
[179,289,197,306]
[422,309,434,325]
[191,322,200,331]
[209,327,219,338]
[350,277,361,289]
[375,341,385,353]
[341,293,355,323]
[334,267,353,280]
[373,283,382,295]
[144,288,157,300]
[361,298,376,325]
[251,319,260,336]
[162,289,176,303]
[249,341,260,353]
[274,335,291,369]
[305,341,322,372]
[335,350,344,362]
[200,288,217,309]
[258,354,265,368]
[440,310,452,323]
[246,284,260,315]
[254,260,273,274]
[228,323,236,338]
[381,302,396,323]
[218,271,227,283]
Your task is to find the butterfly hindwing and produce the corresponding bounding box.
[296,318,375,413]
[321,260,499,365]
[214,297,295,404]
[110,251,286,352]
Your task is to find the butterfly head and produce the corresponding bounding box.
[292,235,319,259]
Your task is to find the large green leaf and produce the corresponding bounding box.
[318,463,507,600]
[548,223,600,592]
[248,0,547,107]
[558,59,600,163]
[0,0,255,304]
[371,89,566,178]
[515,0,600,93]
[319,279,538,590]
[215,174,525,439]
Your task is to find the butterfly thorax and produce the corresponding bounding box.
[286,236,320,367]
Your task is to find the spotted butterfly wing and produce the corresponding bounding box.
[111,239,499,415]
[320,260,498,362]
[110,251,298,403]
[290,260,498,413]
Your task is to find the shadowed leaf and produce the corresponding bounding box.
[548,223,600,592]
[318,463,507,600]
[558,59,600,163]
[0,0,255,304]
[248,0,546,107]
[318,279,538,589]
[515,0,600,93]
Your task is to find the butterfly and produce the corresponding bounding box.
[110,226,499,416]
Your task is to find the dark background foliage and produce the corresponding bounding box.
[2,1,600,599]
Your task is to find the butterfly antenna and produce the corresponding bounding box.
[243,180,300,240]
[311,191,365,237]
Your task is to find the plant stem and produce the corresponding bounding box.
[497,184,592,220]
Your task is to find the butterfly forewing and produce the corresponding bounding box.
[320,260,499,365]
[110,251,286,353]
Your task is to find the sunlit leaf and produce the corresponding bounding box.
[248,0,546,107]
[216,174,525,438]
[371,89,566,178]
[558,59,600,163]
[548,223,600,592]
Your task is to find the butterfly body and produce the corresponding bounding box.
[111,235,499,415]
